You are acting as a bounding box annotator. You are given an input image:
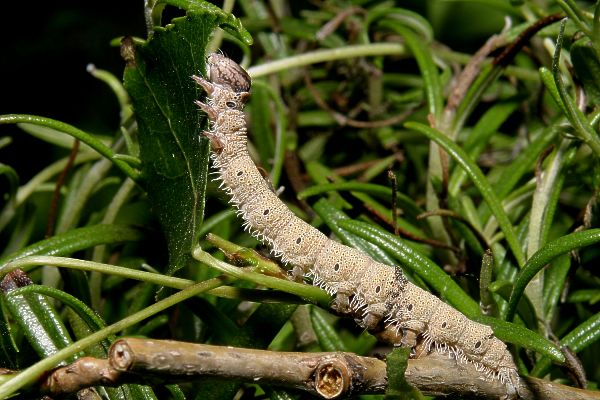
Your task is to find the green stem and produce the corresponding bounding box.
[192,246,331,307]
[0,277,227,398]
[246,43,406,78]
[0,114,141,181]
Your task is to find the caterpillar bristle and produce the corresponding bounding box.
[195,53,520,392]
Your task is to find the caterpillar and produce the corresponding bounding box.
[193,53,519,391]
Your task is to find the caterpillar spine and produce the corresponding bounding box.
[193,53,519,390]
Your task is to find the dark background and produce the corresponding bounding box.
[1,1,145,181]
[0,1,504,182]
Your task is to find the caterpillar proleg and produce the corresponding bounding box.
[193,53,519,390]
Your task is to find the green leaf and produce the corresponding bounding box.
[505,229,600,322]
[1,271,73,360]
[531,311,600,377]
[476,315,564,363]
[571,39,600,105]
[405,121,525,267]
[310,306,350,352]
[6,285,110,347]
[550,19,600,157]
[124,11,223,275]
[0,163,19,204]
[247,82,276,166]
[0,224,143,267]
[313,199,397,266]
[385,347,424,400]
[448,101,519,196]
[0,115,139,181]
[378,22,442,121]
[159,0,252,45]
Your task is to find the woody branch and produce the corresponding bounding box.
[38,338,598,400]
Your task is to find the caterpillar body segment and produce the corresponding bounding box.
[268,216,329,268]
[194,53,519,391]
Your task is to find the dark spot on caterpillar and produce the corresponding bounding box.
[334,263,340,271]
[226,101,237,109]
[237,170,244,176]
[375,286,381,293]
[442,322,448,328]
[475,341,482,349]
[407,304,413,311]
[263,209,270,215]
[296,237,302,244]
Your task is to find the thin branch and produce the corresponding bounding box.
[38,338,600,400]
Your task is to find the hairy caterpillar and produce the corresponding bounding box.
[193,54,519,389]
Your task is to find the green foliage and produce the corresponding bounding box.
[0,0,599,398]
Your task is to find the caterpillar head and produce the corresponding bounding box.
[207,53,251,94]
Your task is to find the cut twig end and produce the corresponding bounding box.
[314,359,350,399]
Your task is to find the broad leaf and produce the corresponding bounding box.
[123,6,249,275]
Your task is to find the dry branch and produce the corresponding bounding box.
[39,338,599,400]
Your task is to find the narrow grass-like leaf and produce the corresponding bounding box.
[248,82,276,168]
[6,285,111,355]
[0,115,139,181]
[543,254,571,322]
[378,22,442,120]
[571,39,600,105]
[452,64,503,135]
[539,67,568,116]
[192,246,331,307]
[492,125,559,200]
[405,121,525,267]
[551,19,600,157]
[505,229,600,321]
[531,311,600,376]
[480,250,496,315]
[0,164,18,203]
[0,224,143,267]
[310,306,350,352]
[1,272,73,360]
[448,101,518,196]
[386,346,424,400]
[0,278,228,398]
[476,316,564,363]
[366,7,433,41]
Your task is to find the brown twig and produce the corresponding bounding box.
[330,152,405,177]
[38,338,600,400]
[445,34,503,115]
[315,7,364,41]
[360,202,459,251]
[494,13,564,68]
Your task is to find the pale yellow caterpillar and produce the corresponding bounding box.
[193,54,519,390]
